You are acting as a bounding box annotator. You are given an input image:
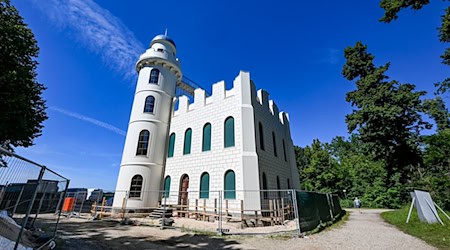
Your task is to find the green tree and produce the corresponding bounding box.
[379,0,450,93]
[342,42,429,187]
[423,97,450,131]
[0,0,47,151]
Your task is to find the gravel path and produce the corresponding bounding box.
[240,209,436,249]
[49,209,435,249]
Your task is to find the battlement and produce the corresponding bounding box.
[172,71,290,125]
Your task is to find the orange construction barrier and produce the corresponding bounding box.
[62,197,75,212]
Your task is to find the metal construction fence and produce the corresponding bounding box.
[92,189,344,237]
[0,147,69,250]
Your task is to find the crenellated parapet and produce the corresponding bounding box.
[172,71,290,126]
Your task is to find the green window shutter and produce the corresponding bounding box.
[224,117,235,148]
[224,170,236,199]
[168,133,175,157]
[202,123,211,151]
[200,173,210,198]
[163,176,171,198]
[183,128,192,155]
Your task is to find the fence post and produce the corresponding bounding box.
[203,199,206,221]
[54,180,70,237]
[240,200,244,229]
[14,166,45,250]
[161,192,167,230]
[327,194,334,221]
[217,191,223,236]
[31,192,46,228]
[12,185,25,216]
[291,189,301,237]
[195,199,198,220]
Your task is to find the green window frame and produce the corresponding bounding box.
[202,123,211,152]
[224,117,235,148]
[272,131,277,157]
[163,176,171,198]
[183,128,192,155]
[224,170,236,199]
[200,172,210,198]
[168,133,175,157]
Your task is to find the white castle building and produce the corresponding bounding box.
[113,34,300,212]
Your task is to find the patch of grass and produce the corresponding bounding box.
[381,206,450,249]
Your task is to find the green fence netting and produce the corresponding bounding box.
[296,191,343,232]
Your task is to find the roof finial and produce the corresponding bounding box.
[164,28,168,36]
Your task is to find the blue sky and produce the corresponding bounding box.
[11,0,448,190]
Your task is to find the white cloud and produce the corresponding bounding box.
[50,106,126,136]
[30,0,145,79]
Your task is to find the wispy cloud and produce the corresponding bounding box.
[317,48,341,65]
[50,107,126,136]
[30,0,145,79]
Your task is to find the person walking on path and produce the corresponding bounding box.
[354,197,361,213]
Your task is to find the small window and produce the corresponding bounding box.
[276,176,281,197]
[262,172,268,199]
[283,139,287,162]
[163,176,171,198]
[144,96,155,113]
[168,133,175,157]
[224,117,235,148]
[136,130,150,155]
[272,131,277,157]
[200,172,210,198]
[149,68,160,84]
[259,123,265,150]
[224,170,236,199]
[202,123,212,151]
[287,178,291,189]
[157,48,164,52]
[129,175,143,198]
[183,128,192,155]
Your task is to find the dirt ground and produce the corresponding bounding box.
[36,209,435,249]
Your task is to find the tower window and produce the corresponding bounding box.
[129,175,143,198]
[262,172,268,199]
[200,172,210,198]
[224,170,236,199]
[202,123,212,151]
[183,128,192,155]
[144,96,155,113]
[259,123,264,150]
[283,139,287,162]
[272,131,277,157]
[149,69,160,84]
[168,133,175,157]
[136,130,150,156]
[224,117,235,148]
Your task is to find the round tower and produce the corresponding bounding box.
[113,34,181,210]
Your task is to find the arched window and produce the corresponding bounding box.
[183,128,192,155]
[224,170,236,199]
[149,68,159,84]
[168,133,175,157]
[282,139,287,161]
[272,131,277,157]
[224,117,235,148]
[144,96,155,113]
[163,176,171,198]
[199,172,210,198]
[136,130,150,155]
[129,175,143,198]
[259,122,265,150]
[287,178,291,189]
[262,172,268,199]
[202,123,212,152]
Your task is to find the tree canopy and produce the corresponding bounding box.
[0,0,47,151]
